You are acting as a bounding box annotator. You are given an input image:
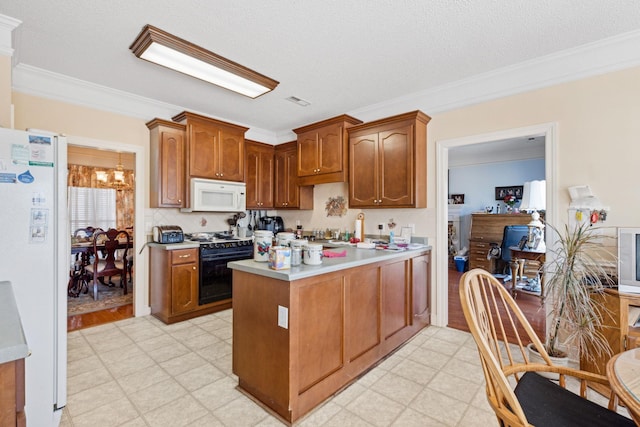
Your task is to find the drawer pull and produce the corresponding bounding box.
[178,254,191,258]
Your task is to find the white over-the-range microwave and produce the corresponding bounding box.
[180,178,246,212]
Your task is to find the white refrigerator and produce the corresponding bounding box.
[0,127,67,426]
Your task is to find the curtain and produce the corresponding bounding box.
[67,164,134,229]
[68,186,117,232]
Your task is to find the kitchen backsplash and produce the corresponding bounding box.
[144,208,267,234]
[145,181,433,243]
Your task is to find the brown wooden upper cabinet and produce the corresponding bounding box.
[293,115,362,186]
[348,111,430,208]
[274,141,313,209]
[245,140,275,209]
[146,119,186,208]
[172,111,248,183]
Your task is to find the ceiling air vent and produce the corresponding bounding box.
[286,96,311,107]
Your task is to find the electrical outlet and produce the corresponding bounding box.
[278,305,288,329]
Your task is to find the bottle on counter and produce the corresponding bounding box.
[296,220,303,239]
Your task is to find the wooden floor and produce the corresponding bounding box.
[448,267,546,342]
[67,303,133,332]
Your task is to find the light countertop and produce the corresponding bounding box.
[148,241,201,250]
[228,244,431,281]
[0,281,29,364]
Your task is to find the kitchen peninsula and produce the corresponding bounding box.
[229,245,431,423]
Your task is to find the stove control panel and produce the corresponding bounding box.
[201,239,253,250]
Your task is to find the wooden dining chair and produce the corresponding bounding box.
[459,268,634,426]
[85,228,130,300]
[68,227,103,297]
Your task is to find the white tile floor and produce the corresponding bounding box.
[60,310,620,427]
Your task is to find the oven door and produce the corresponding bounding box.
[199,250,251,305]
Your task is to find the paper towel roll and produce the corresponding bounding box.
[354,220,362,240]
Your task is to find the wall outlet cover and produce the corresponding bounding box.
[278,305,289,329]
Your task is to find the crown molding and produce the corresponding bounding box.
[12,63,279,144]
[10,29,640,141]
[449,145,544,168]
[349,29,640,122]
[0,14,21,57]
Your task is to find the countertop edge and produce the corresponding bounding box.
[0,281,29,364]
[148,241,201,250]
[229,246,431,281]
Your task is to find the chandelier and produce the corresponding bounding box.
[95,153,131,191]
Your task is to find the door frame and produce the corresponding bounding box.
[66,135,150,317]
[434,123,558,327]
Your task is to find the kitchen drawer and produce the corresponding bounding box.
[171,248,198,265]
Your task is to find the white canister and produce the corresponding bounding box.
[277,232,296,247]
[304,243,324,265]
[254,230,273,262]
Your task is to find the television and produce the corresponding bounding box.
[618,228,640,294]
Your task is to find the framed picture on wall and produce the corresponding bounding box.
[451,194,465,204]
[495,186,523,201]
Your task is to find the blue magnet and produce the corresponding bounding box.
[18,170,34,183]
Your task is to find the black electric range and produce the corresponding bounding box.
[184,231,254,305]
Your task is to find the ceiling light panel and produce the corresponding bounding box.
[130,25,279,98]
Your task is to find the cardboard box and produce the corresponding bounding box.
[269,246,291,270]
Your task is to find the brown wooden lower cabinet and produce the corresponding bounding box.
[0,358,25,427]
[149,246,231,324]
[232,250,431,423]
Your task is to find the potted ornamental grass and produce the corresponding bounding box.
[529,222,616,369]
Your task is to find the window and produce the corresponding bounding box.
[68,186,116,232]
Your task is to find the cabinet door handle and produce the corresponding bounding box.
[193,266,197,270]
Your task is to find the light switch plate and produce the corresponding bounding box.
[278,305,288,329]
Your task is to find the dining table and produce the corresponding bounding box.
[606,347,640,425]
[69,238,133,297]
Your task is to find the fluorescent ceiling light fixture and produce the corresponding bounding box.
[130,25,279,98]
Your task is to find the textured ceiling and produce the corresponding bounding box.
[3,1,640,136]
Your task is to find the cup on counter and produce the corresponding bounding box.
[291,246,302,266]
[290,239,307,266]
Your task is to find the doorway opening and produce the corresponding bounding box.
[435,123,557,335]
[66,144,137,331]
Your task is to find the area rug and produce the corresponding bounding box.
[67,281,133,316]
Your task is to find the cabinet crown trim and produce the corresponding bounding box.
[292,114,362,134]
[146,118,186,131]
[347,110,431,134]
[171,111,250,132]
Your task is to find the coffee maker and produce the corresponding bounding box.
[257,216,285,234]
